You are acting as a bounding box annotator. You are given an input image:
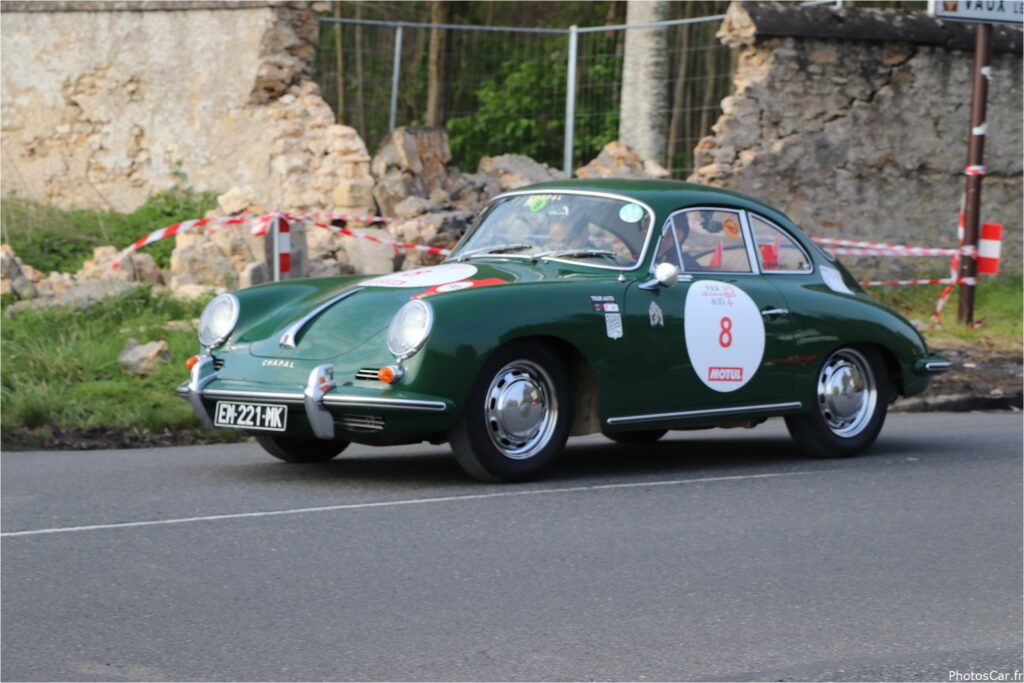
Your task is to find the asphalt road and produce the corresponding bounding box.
[3,413,1022,682]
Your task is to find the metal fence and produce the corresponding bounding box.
[315,5,840,178]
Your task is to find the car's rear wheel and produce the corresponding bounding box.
[448,342,572,483]
[785,346,888,458]
[604,429,668,446]
[255,434,349,463]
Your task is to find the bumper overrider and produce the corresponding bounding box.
[176,355,450,440]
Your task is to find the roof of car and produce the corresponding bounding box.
[516,178,789,224]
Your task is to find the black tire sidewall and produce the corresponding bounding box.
[786,346,889,458]
[449,341,573,483]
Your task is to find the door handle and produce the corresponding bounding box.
[760,308,789,317]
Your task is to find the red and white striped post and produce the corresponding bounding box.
[272,215,292,282]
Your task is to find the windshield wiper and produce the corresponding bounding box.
[455,243,534,261]
[537,248,619,261]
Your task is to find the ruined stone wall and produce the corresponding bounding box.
[692,2,1023,275]
[0,1,373,215]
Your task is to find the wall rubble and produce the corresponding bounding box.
[692,2,1023,275]
[1,1,372,217]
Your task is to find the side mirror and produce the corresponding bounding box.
[654,262,679,288]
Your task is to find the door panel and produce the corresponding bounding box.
[624,276,794,417]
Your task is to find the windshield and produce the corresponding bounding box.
[450,192,654,268]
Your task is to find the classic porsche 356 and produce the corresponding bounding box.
[178,179,950,482]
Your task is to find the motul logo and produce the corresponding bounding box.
[708,366,743,381]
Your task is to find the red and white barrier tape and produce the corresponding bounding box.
[812,237,969,258]
[112,210,446,268]
[112,212,251,267]
[304,220,451,256]
[860,276,976,287]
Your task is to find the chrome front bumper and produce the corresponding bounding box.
[176,356,447,439]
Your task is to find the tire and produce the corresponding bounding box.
[785,346,889,458]
[604,429,668,446]
[448,341,572,483]
[255,433,349,463]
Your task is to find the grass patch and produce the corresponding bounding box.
[0,187,217,274]
[1,287,241,448]
[869,276,1023,350]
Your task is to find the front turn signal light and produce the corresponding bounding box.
[185,355,200,371]
[378,365,403,384]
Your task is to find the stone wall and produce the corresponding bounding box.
[691,2,1023,275]
[0,1,373,216]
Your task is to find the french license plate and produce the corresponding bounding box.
[214,401,288,432]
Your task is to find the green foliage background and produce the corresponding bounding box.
[1,187,217,274]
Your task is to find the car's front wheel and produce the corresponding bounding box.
[255,434,349,463]
[785,346,889,458]
[448,342,572,483]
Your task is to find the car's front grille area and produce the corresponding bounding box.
[337,414,386,432]
[212,355,225,370]
[355,367,381,381]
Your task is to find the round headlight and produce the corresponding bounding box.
[198,293,239,348]
[386,300,433,359]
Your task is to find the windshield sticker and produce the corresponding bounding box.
[820,265,853,294]
[590,295,623,340]
[527,196,549,212]
[649,301,664,327]
[362,263,477,288]
[412,278,508,300]
[723,218,741,240]
[684,281,765,392]
[619,203,645,223]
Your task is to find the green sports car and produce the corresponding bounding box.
[178,179,950,482]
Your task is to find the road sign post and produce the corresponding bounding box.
[928,0,1022,324]
[957,22,991,325]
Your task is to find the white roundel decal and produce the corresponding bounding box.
[361,264,478,288]
[684,280,765,393]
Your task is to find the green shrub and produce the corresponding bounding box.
[0,187,217,274]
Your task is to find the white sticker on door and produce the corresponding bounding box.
[684,280,766,392]
[361,263,478,288]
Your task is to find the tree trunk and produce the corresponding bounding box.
[426,1,450,127]
[665,2,694,170]
[617,0,670,163]
[333,1,344,124]
[353,3,366,135]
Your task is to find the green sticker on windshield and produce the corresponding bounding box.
[619,203,644,223]
[527,196,550,212]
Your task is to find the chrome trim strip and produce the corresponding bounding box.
[606,401,803,426]
[760,308,790,317]
[461,189,658,273]
[322,395,448,412]
[924,361,953,372]
[202,389,305,402]
[738,209,762,276]
[279,288,364,348]
[305,364,337,440]
[194,388,447,412]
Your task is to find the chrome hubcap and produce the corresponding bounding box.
[485,360,558,460]
[817,348,877,438]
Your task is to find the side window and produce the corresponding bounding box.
[667,209,751,273]
[749,215,812,273]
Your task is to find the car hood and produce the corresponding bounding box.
[243,261,546,361]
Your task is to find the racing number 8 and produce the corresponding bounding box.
[719,316,733,348]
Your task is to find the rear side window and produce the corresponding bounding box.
[655,209,751,273]
[749,214,812,273]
